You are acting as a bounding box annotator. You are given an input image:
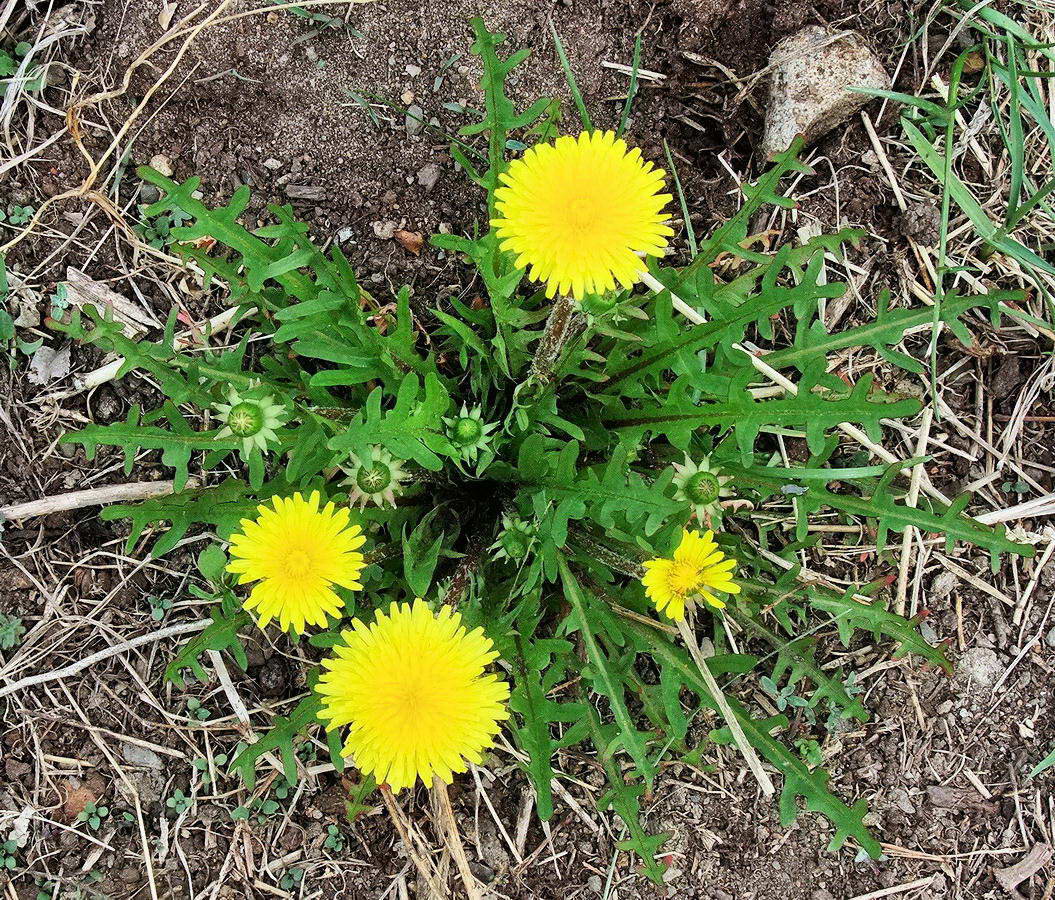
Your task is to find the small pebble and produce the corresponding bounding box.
[149,154,173,177]
[406,104,424,135]
[372,220,397,240]
[417,163,441,190]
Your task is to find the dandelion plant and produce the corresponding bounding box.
[52,17,1034,885]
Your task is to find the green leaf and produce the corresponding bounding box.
[728,606,869,721]
[736,466,1031,571]
[230,686,335,789]
[328,373,454,471]
[516,437,683,550]
[1031,746,1055,778]
[602,250,845,396]
[101,477,280,556]
[558,558,655,784]
[136,168,323,303]
[582,692,669,885]
[63,403,242,492]
[197,545,228,583]
[602,374,921,459]
[621,617,883,858]
[786,578,951,672]
[507,610,585,820]
[165,606,250,688]
[760,291,1012,380]
[403,507,444,597]
[463,18,552,204]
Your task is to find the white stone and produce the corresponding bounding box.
[149,154,173,177]
[957,647,1003,689]
[762,26,891,158]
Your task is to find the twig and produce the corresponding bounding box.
[0,620,209,698]
[0,479,190,521]
[896,408,933,615]
[379,785,448,900]
[432,777,482,900]
[847,876,939,900]
[674,615,775,796]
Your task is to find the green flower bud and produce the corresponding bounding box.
[226,401,265,438]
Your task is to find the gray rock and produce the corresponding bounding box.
[27,345,71,385]
[416,163,441,191]
[957,647,1003,689]
[762,26,891,157]
[121,743,163,769]
[406,104,424,135]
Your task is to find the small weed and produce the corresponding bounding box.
[76,802,109,831]
[186,697,211,721]
[49,283,69,318]
[0,614,26,650]
[760,676,812,713]
[149,595,173,621]
[256,798,281,821]
[3,205,36,226]
[1,839,18,870]
[343,775,377,822]
[323,824,344,853]
[231,790,285,825]
[278,867,304,892]
[795,738,824,768]
[166,790,191,815]
[191,752,229,786]
[0,42,45,96]
[34,879,57,900]
[135,208,191,249]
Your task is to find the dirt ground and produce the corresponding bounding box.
[2,0,1055,898]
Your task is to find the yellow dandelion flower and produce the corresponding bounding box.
[491,130,673,300]
[641,529,740,621]
[226,491,366,634]
[317,599,510,792]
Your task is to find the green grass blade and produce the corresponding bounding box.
[1003,35,1025,219]
[617,33,643,137]
[901,120,1055,275]
[549,20,592,130]
[1031,746,1055,778]
[664,139,698,257]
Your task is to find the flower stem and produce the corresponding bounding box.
[528,295,583,385]
[674,615,775,797]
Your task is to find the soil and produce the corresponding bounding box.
[2,1,1054,899]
